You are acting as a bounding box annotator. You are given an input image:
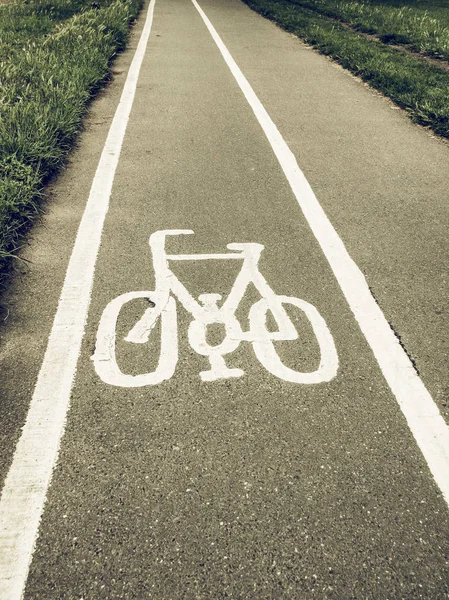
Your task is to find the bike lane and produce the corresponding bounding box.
[2,0,449,597]
[205,0,449,415]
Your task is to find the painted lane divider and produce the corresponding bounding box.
[191,0,449,505]
[0,1,157,598]
[92,229,339,385]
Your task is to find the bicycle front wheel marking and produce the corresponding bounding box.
[92,291,178,387]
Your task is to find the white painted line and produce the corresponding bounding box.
[0,1,156,597]
[191,0,449,505]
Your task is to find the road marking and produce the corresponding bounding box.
[0,1,156,597]
[191,0,449,505]
[92,230,338,385]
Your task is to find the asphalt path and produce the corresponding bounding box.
[1,0,449,597]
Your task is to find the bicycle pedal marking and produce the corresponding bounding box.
[91,230,339,387]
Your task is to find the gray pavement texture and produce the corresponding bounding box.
[1,0,449,597]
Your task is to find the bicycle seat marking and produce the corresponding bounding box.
[92,230,339,387]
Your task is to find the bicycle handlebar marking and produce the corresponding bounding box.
[92,230,339,387]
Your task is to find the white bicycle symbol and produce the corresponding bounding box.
[92,230,338,386]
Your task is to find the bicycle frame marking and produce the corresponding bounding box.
[92,230,339,386]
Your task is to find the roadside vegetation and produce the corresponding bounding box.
[0,0,142,286]
[243,0,449,139]
[286,0,449,59]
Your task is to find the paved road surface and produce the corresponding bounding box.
[1,0,449,597]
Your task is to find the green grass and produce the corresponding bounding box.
[0,0,142,286]
[243,0,449,138]
[285,0,449,59]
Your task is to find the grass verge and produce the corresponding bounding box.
[285,0,449,60]
[243,0,449,139]
[0,0,142,287]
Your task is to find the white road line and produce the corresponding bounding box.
[0,1,156,597]
[191,0,449,505]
